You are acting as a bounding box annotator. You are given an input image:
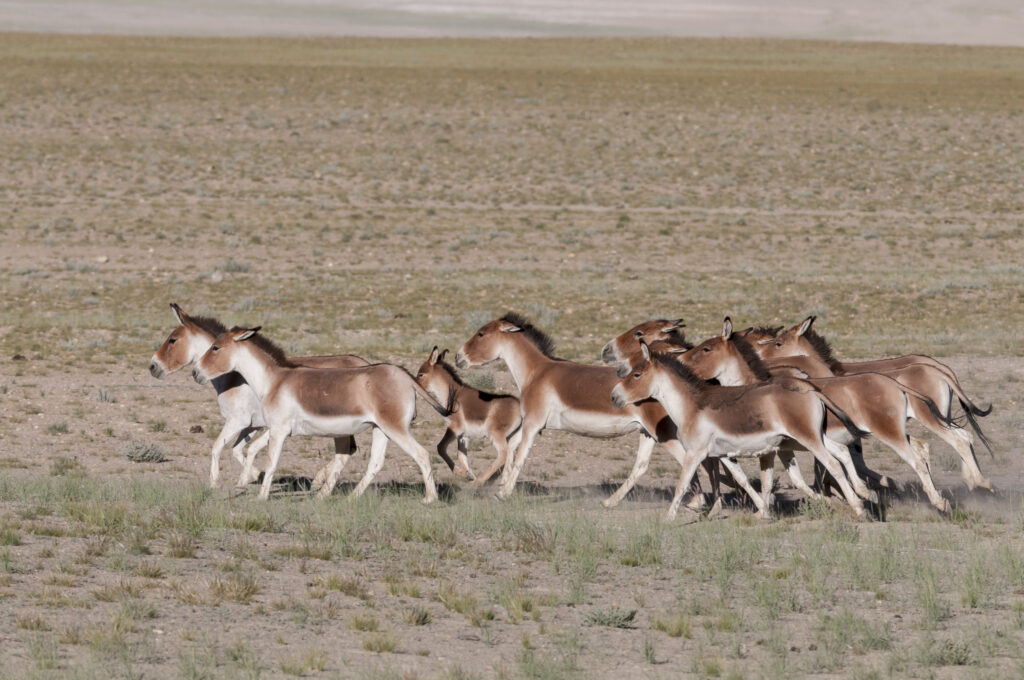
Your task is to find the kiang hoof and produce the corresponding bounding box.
[705,497,724,519]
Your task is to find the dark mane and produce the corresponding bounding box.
[653,321,693,350]
[802,329,843,373]
[651,352,762,409]
[732,336,773,381]
[748,325,783,338]
[436,358,467,387]
[190,315,228,336]
[652,353,713,400]
[230,326,298,368]
[501,312,557,359]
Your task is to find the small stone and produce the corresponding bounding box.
[210,271,223,283]
[189,425,204,434]
[12,354,27,361]
[95,255,109,264]
[808,644,817,651]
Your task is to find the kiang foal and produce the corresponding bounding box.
[150,303,368,492]
[416,347,523,486]
[193,327,449,502]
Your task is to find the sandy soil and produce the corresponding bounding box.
[1,35,1023,679]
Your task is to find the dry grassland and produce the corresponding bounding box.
[1,34,1023,679]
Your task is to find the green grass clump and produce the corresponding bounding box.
[584,607,637,628]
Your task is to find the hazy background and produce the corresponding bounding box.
[2,0,1023,45]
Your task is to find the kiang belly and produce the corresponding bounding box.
[706,432,784,458]
[547,410,638,439]
[290,414,372,438]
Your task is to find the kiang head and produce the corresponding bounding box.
[673,317,735,381]
[754,316,816,361]
[149,303,223,379]
[610,342,658,408]
[601,318,684,366]
[193,327,261,385]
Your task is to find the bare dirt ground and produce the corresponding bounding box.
[1,34,1024,679]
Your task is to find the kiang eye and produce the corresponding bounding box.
[416,373,423,378]
[702,347,710,353]
[775,342,782,347]
[168,338,177,345]
[478,332,484,337]
[211,346,220,352]
[633,372,641,379]
[634,331,643,338]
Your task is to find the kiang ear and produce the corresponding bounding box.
[722,316,733,339]
[662,318,684,332]
[233,326,261,341]
[796,316,816,336]
[737,326,753,337]
[757,337,774,346]
[170,302,187,326]
[428,346,440,365]
[499,323,522,333]
[667,347,687,355]
[438,349,450,362]
[640,341,651,361]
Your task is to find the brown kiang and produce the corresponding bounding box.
[192,326,450,503]
[150,303,369,493]
[755,316,993,492]
[676,317,968,512]
[610,341,870,519]
[415,347,523,487]
[457,314,732,519]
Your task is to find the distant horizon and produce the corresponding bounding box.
[2,0,1024,47]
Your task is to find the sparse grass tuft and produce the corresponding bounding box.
[584,607,637,628]
[123,440,167,463]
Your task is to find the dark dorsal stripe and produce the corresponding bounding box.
[802,329,843,374]
[501,312,557,359]
[190,315,228,337]
[732,336,773,381]
[229,326,298,368]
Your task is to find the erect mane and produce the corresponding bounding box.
[732,336,773,381]
[652,352,713,400]
[501,312,557,359]
[189,315,228,337]
[230,327,298,368]
[747,325,783,338]
[651,321,693,350]
[436,358,467,387]
[802,328,843,374]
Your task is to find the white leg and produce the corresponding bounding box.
[720,458,769,517]
[317,436,356,499]
[759,453,776,511]
[210,421,246,489]
[603,435,656,508]
[383,428,439,504]
[238,431,270,487]
[498,419,543,499]
[667,451,706,520]
[351,428,389,498]
[258,430,289,500]
[823,437,877,504]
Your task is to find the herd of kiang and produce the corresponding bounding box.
[149,303,994,520]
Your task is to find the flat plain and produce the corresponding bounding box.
[1,33,1023,679]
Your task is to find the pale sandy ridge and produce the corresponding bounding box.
[2,0,1024,46]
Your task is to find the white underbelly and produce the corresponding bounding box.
[706,432,785,459]
[547,410,639,439]
[290,415,372,437]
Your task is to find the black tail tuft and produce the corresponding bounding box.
[961,400,995,457]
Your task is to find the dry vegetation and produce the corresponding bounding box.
[0,33,1023,679]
